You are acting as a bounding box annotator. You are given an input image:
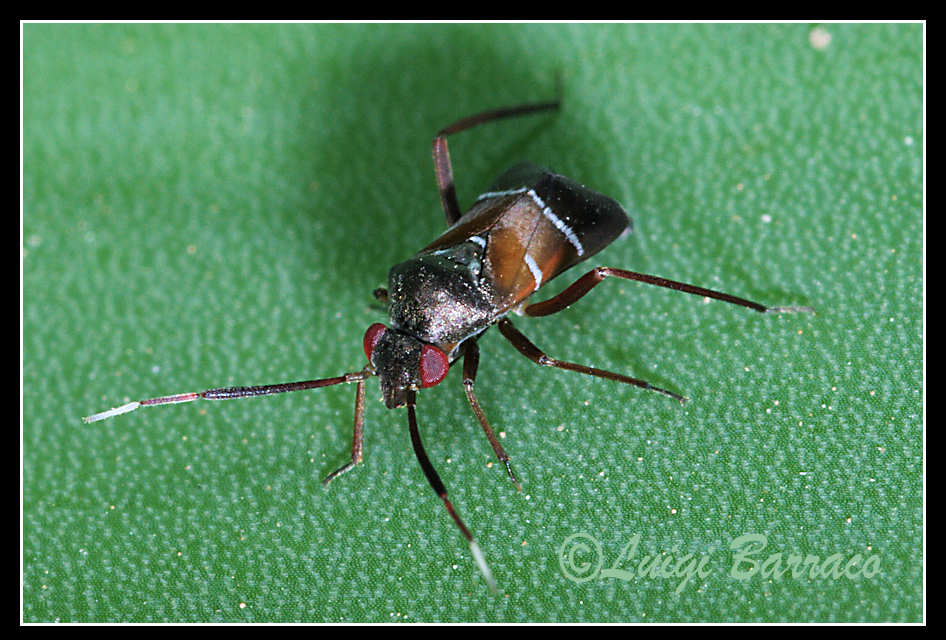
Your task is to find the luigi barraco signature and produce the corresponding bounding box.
[558,532,880,593]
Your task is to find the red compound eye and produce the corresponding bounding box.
[363,323,386,360]
[419,344,449,388]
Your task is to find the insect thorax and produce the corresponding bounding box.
[386,240,497,353]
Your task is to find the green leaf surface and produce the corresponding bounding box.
[23,23,922,622]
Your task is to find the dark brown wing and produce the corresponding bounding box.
[391,165,628,356]
[422,163,631,313]
[486,162,633,272]
[422,193,517,253]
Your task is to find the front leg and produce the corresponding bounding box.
[321,376,368,487]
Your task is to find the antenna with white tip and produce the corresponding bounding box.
[82,371,372,424]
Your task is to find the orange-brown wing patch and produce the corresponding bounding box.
[481,198,537,304]
[483,194,581,311]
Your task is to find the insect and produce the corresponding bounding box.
[84,98,813,591]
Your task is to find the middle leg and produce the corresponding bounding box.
[462,339,521,491]
[498,317,687,403]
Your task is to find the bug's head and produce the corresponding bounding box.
[362,323,449,409]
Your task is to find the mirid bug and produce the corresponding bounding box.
[84,98,813,591]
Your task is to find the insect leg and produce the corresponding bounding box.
[461,340,521,491]
[321,375,367,487]
[498,318,688,403]
[432,100,560,225]
[406,390,497,592]
[82,368,374,423]
[372,287,388,303]
[524,267,815,317]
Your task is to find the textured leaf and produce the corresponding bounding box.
[23,23,922,622]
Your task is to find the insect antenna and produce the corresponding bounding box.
[82,368,374,423]
[406,391,497,592]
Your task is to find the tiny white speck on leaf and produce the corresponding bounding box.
[809,27,832,50]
